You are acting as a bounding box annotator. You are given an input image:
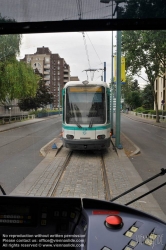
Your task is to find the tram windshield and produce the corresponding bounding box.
[66,86,106,125]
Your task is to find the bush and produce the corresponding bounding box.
[131,108,166,117]
[148,110,156,115]
[141,110,166,116]
[134,107,145,113]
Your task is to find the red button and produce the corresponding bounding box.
[105,215,123,229]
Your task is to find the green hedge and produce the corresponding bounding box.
[134,107,166,116]
[134,107,145,113]
[28,109,62,118]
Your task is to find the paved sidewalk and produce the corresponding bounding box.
[1,114,166,222]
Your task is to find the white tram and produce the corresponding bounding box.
[62,80,111,150]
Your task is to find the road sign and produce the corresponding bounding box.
[114,56,126,83]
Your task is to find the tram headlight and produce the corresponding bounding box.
[97,134,105,139]
[66,134,74,139]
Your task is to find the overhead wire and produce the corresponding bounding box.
[76,0,110,81]
[85,32,104,81]
[62,2,116,20]
[76,0,92,80]
[85,32,103,65]
[76,0,83,20]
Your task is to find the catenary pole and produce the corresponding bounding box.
[115,30,123,149]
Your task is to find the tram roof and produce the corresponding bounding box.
[63,81,109,89]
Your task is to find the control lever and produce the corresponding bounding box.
[110,168,166,205]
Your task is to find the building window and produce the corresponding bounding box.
[27,57,31,63]
[156,79,158,90]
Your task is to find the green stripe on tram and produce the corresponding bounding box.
[62,124,110,130]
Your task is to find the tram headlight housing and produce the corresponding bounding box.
[66,134,74,139]
[82,80,89,85]
[97,134,105,139]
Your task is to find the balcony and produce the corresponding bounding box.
[44,76,50,80]
[44,64,50,69]
[64,79,68,84]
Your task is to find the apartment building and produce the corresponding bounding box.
[21,47,72,108]
[155,73,166,111]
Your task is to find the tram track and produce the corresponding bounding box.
[50,148,73,197]
[50,147,112,201]
[100,152,112,201]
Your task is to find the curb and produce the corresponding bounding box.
[121,131,141,156]
[40,137,63,158]
[111,133,140,157]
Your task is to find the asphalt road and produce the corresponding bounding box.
[0,117,62,194]
[121,114,166,215]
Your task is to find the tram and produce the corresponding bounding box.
[62,80,111,150]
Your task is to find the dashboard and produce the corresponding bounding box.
[0,196,166,250]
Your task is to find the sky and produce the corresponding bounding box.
[17,31,148,88]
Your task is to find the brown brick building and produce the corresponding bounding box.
[21,46,79,108]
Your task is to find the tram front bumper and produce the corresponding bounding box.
[62,138,110,150]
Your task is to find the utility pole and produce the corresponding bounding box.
[104,62,106,82]
[100,0,124,149]
[115,30,123,149]
[58,83,60,116]
[110,30,114,137]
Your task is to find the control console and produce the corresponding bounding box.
[0,196,166,249]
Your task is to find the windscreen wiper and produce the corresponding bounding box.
[89,118,93,128]
[110,168,166,206]
[0,185,6,195]
[75,119,82,128]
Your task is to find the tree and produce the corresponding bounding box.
[0,14,39,104]
[0,59,39,104]
[124,91,142,110]
[0,34,21,62]
[0,14,21,61]
[121,76,142,110]
[18,79,54,111]
[121,30,166,122]
[119,0,166,19]
[141,84,154,110]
